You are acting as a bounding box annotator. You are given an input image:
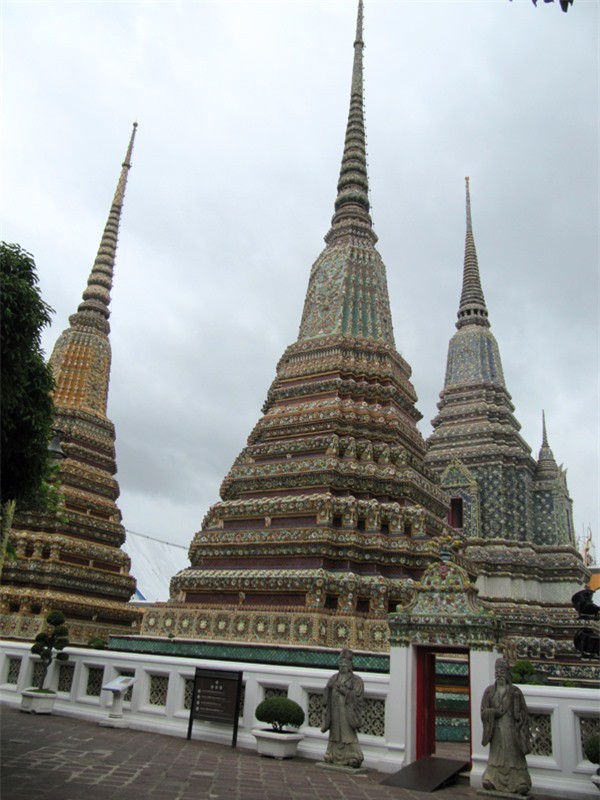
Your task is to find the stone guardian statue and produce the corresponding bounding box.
[321,648,364,768]
[481,657,532,796]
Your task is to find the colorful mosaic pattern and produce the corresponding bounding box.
[2,125,142,643]
[388,560,499,651]
[299,244,394,344]
[426,180,576,549]
[423,180,588,667]
[109,635,390,673]
[163,1,454,652]
[142,603,393,653]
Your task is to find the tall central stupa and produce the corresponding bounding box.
[162,1,455,653]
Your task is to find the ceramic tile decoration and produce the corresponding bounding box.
[1,125,142,644]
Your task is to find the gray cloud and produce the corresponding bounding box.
[3,0,597,557]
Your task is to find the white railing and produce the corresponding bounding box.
[467,650,599,799]
[0,641,394,772]
[1,640,597,796]
[519,684,599,799]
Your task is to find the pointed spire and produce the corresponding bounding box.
[297,1,394,344]
[51,124,137,415]
[536,410,559,479]
[326,0,375,244]
[542,409,549,448]
[70,122,138,335]
[456,177,489,329]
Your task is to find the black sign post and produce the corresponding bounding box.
[187,668,244,747]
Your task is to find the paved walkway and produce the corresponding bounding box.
[0,704,554,800]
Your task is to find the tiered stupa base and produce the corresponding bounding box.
[141,603,392,652]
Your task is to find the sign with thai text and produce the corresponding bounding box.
[187,668,243,746]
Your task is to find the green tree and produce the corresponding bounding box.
[31,610,70,690]
[1,243,55,569]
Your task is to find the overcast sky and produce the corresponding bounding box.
[2,0,598,566]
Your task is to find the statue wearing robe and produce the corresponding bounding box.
[321,648,364,768]
[481,658,532,796]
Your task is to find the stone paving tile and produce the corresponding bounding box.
[1,704,564,800]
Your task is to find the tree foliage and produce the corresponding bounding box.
[30,609,70,690]
[584,734,600,766]
[1,243,55,505]
[511,659,546,685]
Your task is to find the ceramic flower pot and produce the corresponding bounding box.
[20,688,57,714]
[251,728,304,759]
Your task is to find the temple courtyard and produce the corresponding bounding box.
[1,704,564,800]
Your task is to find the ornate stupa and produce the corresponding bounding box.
[425,178,589,665]
[425,178,576,547]
[159,1,456,653]
[0,125,143,645]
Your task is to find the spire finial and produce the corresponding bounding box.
[542,409,549,447]
[113,121,138,207]
[71,123,138,333]
[355,0,364,45]
[326,0,375,244]
[536,409,558,478]
[465,176,472,232]
[456,177,489,329]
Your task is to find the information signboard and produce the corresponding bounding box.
[102,676,136,693]
[187,668,243,746]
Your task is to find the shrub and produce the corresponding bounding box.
[87,636,108,650]
[511,659,546,685]
[584,734,600,765]
[30,610,69,690]
[255,696,305,732]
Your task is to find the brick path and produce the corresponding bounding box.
[0,705,554,800]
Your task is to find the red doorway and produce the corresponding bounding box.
[415,646,471,763]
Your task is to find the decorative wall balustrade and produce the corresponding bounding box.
[1,640,597,796]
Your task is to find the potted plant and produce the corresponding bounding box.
[583,733,600,792]
[252,696,305,759]
[21,610,70,714]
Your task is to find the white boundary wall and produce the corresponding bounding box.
[0,642,394,772]
[467,649,599,799]
[1,641,598,797]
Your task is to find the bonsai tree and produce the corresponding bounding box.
[30,610,70,691]
[255,696,305,733]
[584,733,600,773]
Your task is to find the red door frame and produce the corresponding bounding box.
[415,648,436,759]
[415,645,471,762]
